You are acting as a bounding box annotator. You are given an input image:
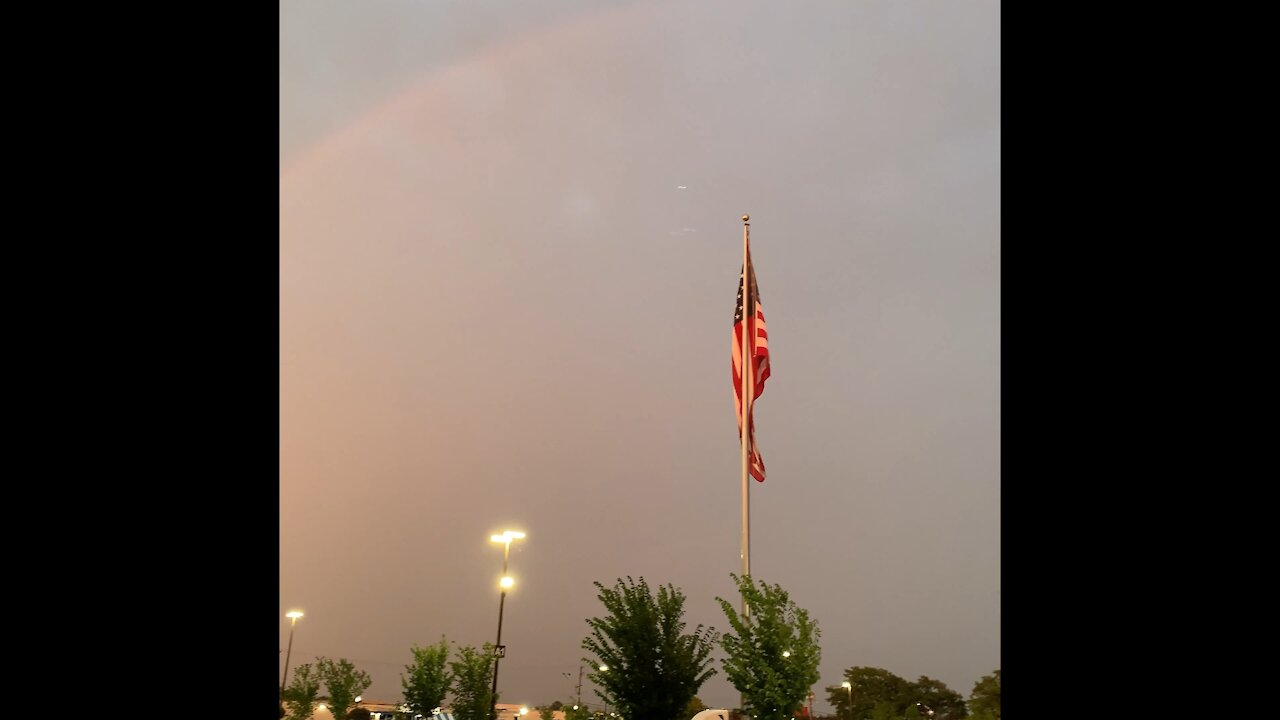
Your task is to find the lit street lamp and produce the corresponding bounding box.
[489,530,526,720]
[281,610,305,695]
[840,682,852,720]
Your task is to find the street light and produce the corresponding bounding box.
[840,682,852,720]
[281,610,305,695]
[489,530,526,720]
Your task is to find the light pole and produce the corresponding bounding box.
[281,610,305,695]
[841,682,852,720]
[564,666,588,710]
[489,530,526,720]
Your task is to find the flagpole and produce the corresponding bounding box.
[739,213,752,719]
[740,213,751,611]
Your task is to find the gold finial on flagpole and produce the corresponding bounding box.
[742,214,750,224]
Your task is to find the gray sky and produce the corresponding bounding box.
[280,0,999,713]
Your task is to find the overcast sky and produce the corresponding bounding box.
[280,0,999,713]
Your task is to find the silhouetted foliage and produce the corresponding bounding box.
[906,676,966,720]
[826,667,910,720]
[828,668,971,720]
[450,642,497,720]
[403,637,454,718]
[283,662,323,720]
[717,574,822,720]
[317,657,373,720]
[967,670,999,720]
[685,696,709,717]
[582,576,720,720]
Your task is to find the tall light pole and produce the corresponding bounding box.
[489,530,526,720]
[841,682,852,720]
[281,610,305,695]
[563,667,586,709]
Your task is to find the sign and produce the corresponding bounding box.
[495,645,507,658]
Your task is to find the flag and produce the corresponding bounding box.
[732,247,770,482]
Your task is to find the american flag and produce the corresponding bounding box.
[732,247,770,482]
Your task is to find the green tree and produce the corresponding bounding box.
[867,702,896,720]
[317,657,373,720]
[716,574,822,720]
[967,670,999,720]
[685,696,709,717]
[582,576,720,720]
[536,704,558,720]
[563,703,593,720]
[826,668,911,720]
[904,705,921,720]
[450,642,497,720]
[403,637,454,717]
[907,677,966,720]
[283,662,322,720]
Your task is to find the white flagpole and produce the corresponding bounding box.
[740,214,751,616]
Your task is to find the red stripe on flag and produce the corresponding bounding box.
[732,251,769,482]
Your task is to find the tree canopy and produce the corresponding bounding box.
[316,657,372,720]
[717,574,822,720]
[450,642,496,720]
[827,668,973,720]
[402,637,454,718]
[582,576,720,720]
[283,662,322,720]
[906,676,966,720]
[967,670,999,720]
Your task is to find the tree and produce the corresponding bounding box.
[536,704,558,720]
[403,637,454,718]
[685,696,709,717]
[582,576,720,720]
[967,670,999,720]
[450,642,496,720]
[716,574,822,720]
[826,668,911,720]
[907,677,966,720]
[317,657,373,720]
[867,703,896,720]
[283,662,322,720]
